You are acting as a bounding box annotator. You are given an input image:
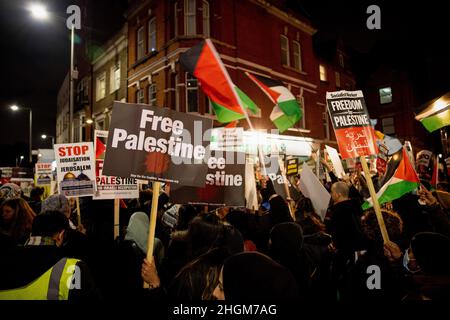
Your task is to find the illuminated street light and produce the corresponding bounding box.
[86,119,94,125]
[29,3,49,20]
[10,105,19,111]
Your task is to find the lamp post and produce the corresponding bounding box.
[41,134,55,148]
[10,105,32,164]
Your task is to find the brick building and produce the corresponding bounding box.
[125,0,355,150]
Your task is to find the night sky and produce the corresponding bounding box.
[0,0,449,166]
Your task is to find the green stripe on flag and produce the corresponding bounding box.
[210,101,246,123]
[235,86,259,115]
[361,180,419,210]
[420,108,450,132]
[272,113,301,133]
[278,99,302,118]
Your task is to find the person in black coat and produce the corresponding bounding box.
[0,211,100,300]
[326,182,367,277]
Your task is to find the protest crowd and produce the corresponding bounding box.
[1,40,449,303]
[1,150,450,302]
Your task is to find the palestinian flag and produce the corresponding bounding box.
[245,72,302,132]
[180,39,258,123]
[95,137,106,158]
[415,93,450,132]
[362,147,420,210]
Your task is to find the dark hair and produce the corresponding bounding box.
[169,247,230,300]
[295,197,325,234]
[0,198,36,243]
[32,210,69,237]
[361,208,403,250]
[30,187,44,199]
[175,205,199,231]
[172,212,243,259]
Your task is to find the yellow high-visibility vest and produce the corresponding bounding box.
[0,258,80,300]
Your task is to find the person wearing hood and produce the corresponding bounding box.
[402,232,450,300]
[268,222,314,300]
[212,251,300,301]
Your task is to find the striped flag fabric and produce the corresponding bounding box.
[245,72,302,132]
[179,39,258,123]
[362,147,420,210]
[415,93,450,132]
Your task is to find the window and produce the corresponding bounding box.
[175,74,180,112]
[339,53,345,68]
[96,118,105,130]
[319,64,327,82]
[185,0,196,35]
[292,41,302,71]
[379,87,392,104]
[280,35,289,66]
[148,18,156,53]
[110,65,120,92]
[148,84,157,106]
[96,72,106,101]
[186,73,198,112]
[382,117,395,135]
[136,89,144,103]
[297,96,306,129]
[174,2,178,37]
[137,26,145,60]
[203,1,210,37]
[335,72,341,88]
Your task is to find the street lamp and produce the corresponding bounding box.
[41,134,55,148]
[29,3,75,143]
[29,3,49,20]
[10,105,33,164]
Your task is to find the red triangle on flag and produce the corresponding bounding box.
[394,148,420,183]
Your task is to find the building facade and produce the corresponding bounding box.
[125,0,355,148]
[92,25,128,131]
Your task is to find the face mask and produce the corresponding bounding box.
[403,248,421,274]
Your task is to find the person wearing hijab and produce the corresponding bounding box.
[213,252,300,301]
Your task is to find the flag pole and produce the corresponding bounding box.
[143,181,161,288]
[206,40,268,176]
[75,197,81,227]
[114,199,120,240]
[360,155,389,243]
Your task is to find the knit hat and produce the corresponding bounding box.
[41,194,70,216]
[0,183,21,200]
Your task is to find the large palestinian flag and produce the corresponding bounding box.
[362,147,420,210]
[245,72,302,132]
[179,39,258,123]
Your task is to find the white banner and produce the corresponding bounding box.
[94,130,139,200]
[299,162,331,221]
[325,145,346,179]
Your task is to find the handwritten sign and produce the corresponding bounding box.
[326,90,378,159]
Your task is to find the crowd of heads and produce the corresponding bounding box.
[1,158,450,301]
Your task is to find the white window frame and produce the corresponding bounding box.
[136,88,144,104]
[148,83,157,106]
[175,74,180,112]
[319,64,327,82]
[148,17,156,53]
[184,0,196,36]
[110,65,120,93]
[96,72,106,101]
[137,26,145,60]
[95,114,106,131]
[379,87,393,104]
[297,95,306,129]
[203,1,210,37]
[292,41,302,71]
[280,35,289,66]
[186,73,199,113]
[335,72,341,88]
